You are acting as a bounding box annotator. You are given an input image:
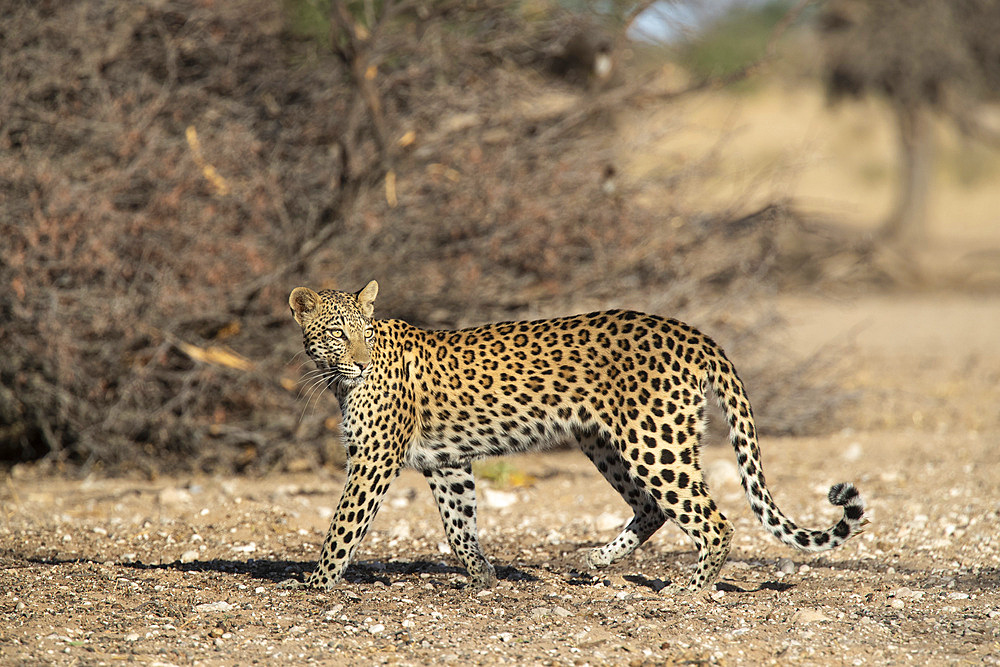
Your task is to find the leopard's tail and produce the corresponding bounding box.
[704,344,867,552]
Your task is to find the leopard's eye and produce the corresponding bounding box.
[326,330,344,341]
[364,327,374,339]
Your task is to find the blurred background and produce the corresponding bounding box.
[2,0,998,476]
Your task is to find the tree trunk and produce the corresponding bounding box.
[882,103,935,246]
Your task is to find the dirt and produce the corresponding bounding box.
[3,292,999,666]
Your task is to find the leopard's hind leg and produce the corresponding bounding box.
[578,430,666,568]
[424,464,497,589]
[605,391,734,591]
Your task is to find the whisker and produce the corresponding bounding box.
[298,375,332,423]
[297,371,333,402]
[297,369,328,386]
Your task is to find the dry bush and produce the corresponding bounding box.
[0,0,836,475]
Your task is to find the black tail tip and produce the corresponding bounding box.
[828,482,859,506]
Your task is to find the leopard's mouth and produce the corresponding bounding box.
[331,363,367,387]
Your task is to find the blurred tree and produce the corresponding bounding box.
[819,0,1000,246]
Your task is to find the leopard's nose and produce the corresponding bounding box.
[356,361,369,372]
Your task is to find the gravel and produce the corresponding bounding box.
[2,427,999,665]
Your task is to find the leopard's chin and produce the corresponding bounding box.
[332,374,365,392]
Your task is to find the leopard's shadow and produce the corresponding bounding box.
[119,556,538,586]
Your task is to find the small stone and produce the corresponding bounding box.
[497,632,514,642]
[125,633,141,642]
[194,601,235,613]
[388,495,411,509]
[368,623,385,634]
[482,489,518,509]
[158,488,192,505]
[842,442,863,462]
[888,599,905,609]
[947,592,970,600]
[595,512,626,532]
[553,606,573,618]
[890,586,923,600]
[777,558,796,575]
[705,459,741,487]
[180,550,199,563]
[790,609,830,624]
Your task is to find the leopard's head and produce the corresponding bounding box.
[289,280,378,390]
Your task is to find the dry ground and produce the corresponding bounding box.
[3,291,999,666]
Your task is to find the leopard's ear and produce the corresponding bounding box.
[289,287,322,326]
[356,280,379,318]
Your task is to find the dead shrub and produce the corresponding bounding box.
[0,0,839,474]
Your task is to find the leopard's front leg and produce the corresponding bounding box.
[308,452,402,589]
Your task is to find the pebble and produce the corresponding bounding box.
[705,459,741,487]
[157,488,192,505]
[777,558,796,575]
[530,607,551,619]
[553,606,573,618]
[194,601,235,613]
[842,442,863,462]
[790,609,830,624]
[595,512,626,532]
[180,549,199,563]
[482,489,518,509]
[368,623,385,634]
[890,587,924,601]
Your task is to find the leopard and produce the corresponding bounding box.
[288,280,867,592]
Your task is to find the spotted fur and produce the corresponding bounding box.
[289,281,866,591]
